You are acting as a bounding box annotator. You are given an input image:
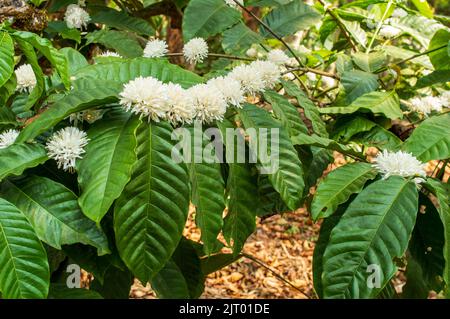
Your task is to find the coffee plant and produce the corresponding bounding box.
[0,0,448,299]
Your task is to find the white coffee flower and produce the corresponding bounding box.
[98,51,122,58]
[373,150,426,182]
[379,25,401,38]
[183,38,208,64]
[267,49,290,65]
[143,39,169,58]
[0,129,19,149]
[119,76,169,122]
[392,8,408,18]
[228,64,265,96]
[409,96,443,116]
[164,83,195,124]
[439,91,450,107]
[322,76,337,88]
[207,76,245,108]
[46,127,89,171]
[64,4,91,29]
[188,84,227,123]
[250,60,281,89]
[246,47,258,58]
[224,0,243,8]
[15,64,36,93]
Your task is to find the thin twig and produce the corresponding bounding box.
[316,0,357,51]
[242,252,310,298]
[284,67,340,80]
[231,0,305,67]
[366,0,393,52]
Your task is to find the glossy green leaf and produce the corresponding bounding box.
[322,177,418,298]
[352,51,386,73]
[402,113,450,162]
[0,32,14,88]
[85,30,143,58]
[0,198,49,299]
[182,0,241,41]
[114,122,190,283]
[340,70,379,104]
[0,144,48,182]
[90,6,154,35]
[428,29,450,70]
[1,176,110,255]
[78,110,140,224]
[311,162,377,220]
[222,23,263,55]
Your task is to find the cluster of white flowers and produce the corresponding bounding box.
[0,129,19,149]
[373,150,426,183]
[64,4,91,29]
[119,59,282,123]
[15,64,36,93]
[439,91,450,107]
[46,127,89,171]
[224,0,243,9]
[408,95,445,116]
[144,39,169,58]
[267,49,290,65]
[98,51,122,58]
[183,38,208,64]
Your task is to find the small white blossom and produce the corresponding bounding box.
[188,84,227,123]
[164,83,195,124]
[224,0,243,8]
[246,47,258,58]
[64,4,91,29]
[228,64,265,96]
[183,38,208,64]
[392,8,408,18]
[98,51,122,58]
[322,76,336,88]
[250,60,281,89]
[15,64,36,93]
[207,76,245,108]
[143,39,169,58]
[409,96,443,116]
[379,25,401,38]
[46,127,89,171]
[267,49,290,65]
[373,150,426,183]
[439,91,450,107]
[119,76,169,122]
[0,129,19,149]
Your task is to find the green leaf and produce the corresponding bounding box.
[261,0,321,38]
[151,238,205,299]
[86,30,143,58]
[201,253,242,275]
[384,45,433,69]
[238,104,305,210]
[16,82,122,143]
[0,107,18,127]
[340,70,379,104]
[1,176,110,255]
[351,125,403,151]
[352,51,386,73]
[90,6,154,35]
[90,266,133,299]
[114,122,190,283]
[311,162,377,220]
[12,31,70,89]
[77,110,140,224]
[73,58,202,88]
[0,32,14,88]
[415,70,450,88]
[60,47,89,75]
[322,177,418,298]
[282,80,328,137]
[332,116,377,142]
[410,0,433,18]
[222,22,263,55]
[45,21,81,43]
[0,198,49,298]
[182,0,241,41]
[263,90,308,136]
[423,179,450,297]
[402,113,450,162]
[340,20,367,48]
[217,120,258,254]
[0,144,48,182]
[15,39,46,111]
[428,29,450,70]
[186,125,225,255]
